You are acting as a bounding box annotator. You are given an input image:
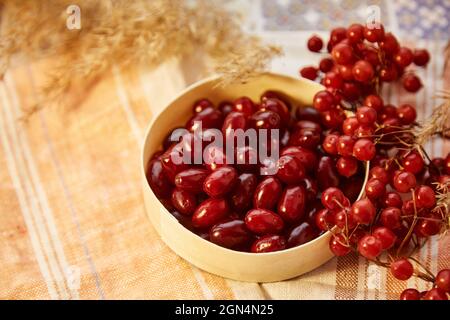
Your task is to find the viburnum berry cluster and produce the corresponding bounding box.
[301,23,450,300]
[302,23,429,94]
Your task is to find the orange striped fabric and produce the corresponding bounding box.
[0,41,448,299]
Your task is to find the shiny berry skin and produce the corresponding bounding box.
[321,187,345,210]
[313,90,335,112]
[369,166,390,184]
[249,110,281,130]
[259,97,291,127]
[218,101,233,116]
[233,96,255,117]
[300,66,318,80]
[337,135,355,157]
[423,288,448,300]
[336,156,358,177]
[174,168,208,194]
[402,199,415,218]
[402,151,424,174]
[296,107,321,123]
[364,94,384,112]
[329,27,347,45]
[245,209,284,235]
[382,192,403,208]
[192,198,229,228]
[365,178,386,200]
[230,173,257,212]
[435,269,450,293]
[307,35,323,52]
[301,177,319,202]
[380,207,402,229]
[324,71,344,89]
[171,189,196,215]
[363,24,385,42]
[397,104,416,125]
[146,160,172,198]
[237,144,261,171]
[315,209,333,231]
[253,177,283,210]
[203,145,227,171]
[334,209,356,229]
[353,138,376,161]
[373,227,396,250]
[380,63,399,82]
[413,49,430,66]
[352,60,374,83]
[322,134,339,155]
[394,47,414,68]
[275,155,306,185]
[203,166,238,197]
[222,111,246,141]
[354,125,374,138]
[294,120,322,133]
[338,64,354,81]
[317,156,340,190]
[251,235,286,253]
[193,98,213,114]
[390,258,414,280]
[393,171,416,193]
[186,107,223,131]
[402,74,422,92]
[363,48,380,67]
[415,217,440,237]
[342,117,359,136]
[319,58,334,73]
[160,143,191,181]
[379,32,399,56]
[210,220,251,249]
[356,106,377,125]
[329,234,351,256]
[288,128,321,149]
[346,23,364,43]
[278,185,306,223]
[162,127,185,150]
[415,185,436,208]
[379,104,398,121]
[287,222,318,248]
[320,108,346,129]
[400,288,420,300]
[358,235,383,260]
[350,198,376,225]
[332,43,354,65]
[170,210,195,230]
[281,146,318,172]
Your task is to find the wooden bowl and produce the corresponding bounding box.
[141,72,367,282]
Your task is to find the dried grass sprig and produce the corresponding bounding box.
[0,0,282,117]
[413,91,450,146]
[433,179,450,236]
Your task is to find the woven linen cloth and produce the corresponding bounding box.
[1,2,449,299]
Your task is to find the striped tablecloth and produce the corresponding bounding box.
[1,1,449,300]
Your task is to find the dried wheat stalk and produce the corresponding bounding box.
[0,0,282,117]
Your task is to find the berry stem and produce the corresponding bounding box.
[396,190,419,256]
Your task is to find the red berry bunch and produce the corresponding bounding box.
[301,22,449,300]
[301,23,429,94]
[148,91,362,253]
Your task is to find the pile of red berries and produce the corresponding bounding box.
[302,24,429,95]
[148,91,365,253]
